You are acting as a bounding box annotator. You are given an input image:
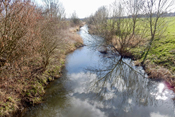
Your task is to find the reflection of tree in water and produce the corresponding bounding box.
[85,55,159,112]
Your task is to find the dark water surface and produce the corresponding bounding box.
[24,25,175,117]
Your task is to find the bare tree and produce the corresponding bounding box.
[0,0,66,69]
[124,0,144,35]
[141,0,174,64]
[91,6,109,38]
[70,11,81,26]
[37,0,66,69]
[87,0,174,59]
[42,0,65,19]
[87,1,145,57]
[38,20,64,68]
[0,0,40,66]
[111,0,146,57]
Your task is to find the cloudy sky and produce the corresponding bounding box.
[36,0,115,18]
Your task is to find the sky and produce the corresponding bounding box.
[36,0,115,18]
[36,0,175,18]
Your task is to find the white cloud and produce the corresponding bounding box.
[63,98,107,117]
[150,112,169,117]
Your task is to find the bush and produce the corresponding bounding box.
[0,0,68,115]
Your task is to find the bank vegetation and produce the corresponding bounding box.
[86,0,175,90]
[0,0,83,116]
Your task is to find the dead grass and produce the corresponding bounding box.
[146,65,172,80]
[69,26,80,33]
[133,59,175,91]
[63,27,83,44]
[147,65,175,90]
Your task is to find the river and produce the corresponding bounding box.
[24,25,175,117]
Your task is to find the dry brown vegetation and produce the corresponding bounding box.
[0,0,83,116]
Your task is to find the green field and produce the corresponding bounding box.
[131,17,175,73]
[105,17,175,73]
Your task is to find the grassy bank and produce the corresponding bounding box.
[130,17,175,89]
[0,26,83,117]
[87,16,175,91]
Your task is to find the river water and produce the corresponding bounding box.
[24,25,175,117]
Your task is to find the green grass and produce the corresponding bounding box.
[131,17,175,72]
[106,17,175,73]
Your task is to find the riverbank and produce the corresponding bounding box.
[0,26,83,117]
[131,18,175,91]
[88,23,175,92]
[132,45,175,91]
[23,24,175,117]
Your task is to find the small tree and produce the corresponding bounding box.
[87,1,145,57]
[141,0,174,64]
[70,11,81,26]
[38,20,64,68]
[42,0,65,20]
[0,0,40,66]
[38,0,66,69]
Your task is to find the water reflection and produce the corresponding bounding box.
[82,55,174,116]
[62,97,106,117]
[79,25,174,116]
[151,83,174,101]
[64,49,175,116]
[24,25,175,117]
